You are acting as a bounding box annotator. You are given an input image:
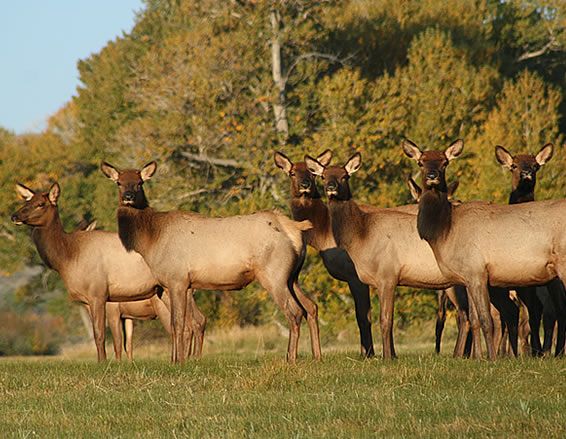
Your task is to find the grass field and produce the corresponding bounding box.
[1,323,566,438]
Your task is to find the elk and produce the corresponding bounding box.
[304,152,469,359]
[403,139,566,359]
[408,177,519,358]
[10,183,207,361]
[76,221,206,361]
[101,161,321,364]
[274,150,374,357]
[495,143,566,356]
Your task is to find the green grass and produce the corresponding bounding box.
[1,324,566,439]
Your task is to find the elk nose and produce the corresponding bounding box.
[520,169,534,180]
[326,181,337,192]
[300,180,311,190]
[426,170,439,181]
[122,192,135,202]
[10,213,19,223]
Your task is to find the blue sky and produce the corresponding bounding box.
[0,1,144,134]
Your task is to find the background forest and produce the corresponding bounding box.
[1,0,566,355]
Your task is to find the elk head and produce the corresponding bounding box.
[494,143,553,204]
[274,150,332,199]
[305,152,361,201]
[101,161,156,209]
[11,183,60,227]
[402,139,464,193]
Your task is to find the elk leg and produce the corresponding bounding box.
[106,304,123,361]
[89,297,108,362]
[258,272,302,363]
[375,281,397,360]
[347,279,374,358]
[449,286,470,358]
[467,299,483,359]
[516,287,543,356]
[468,281,496,360]
[435,290,448,354]
[321,249,374,358]
[489,287,519,358]
[545,279,566,356]
[168,282,189,364]
[292,281,321,361]
[188,290,206,358]
[124,318,134,361]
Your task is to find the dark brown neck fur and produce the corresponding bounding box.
[417,189,452,242]
[509,182,535,205]
[290,196,331,250]
[117,206,157,254]
[327,198,367,250]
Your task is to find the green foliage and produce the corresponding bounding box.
[2,0,566,340]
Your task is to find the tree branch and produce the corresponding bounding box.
[180,151,244,168]
[518,37,560,62]
[284,52,352,84]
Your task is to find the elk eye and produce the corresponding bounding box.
[511,164,517,169]
[37,202,45,208]
[290,171,295,177]
[116,182,122,186]
[418,162,423,168]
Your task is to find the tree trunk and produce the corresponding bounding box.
[270,8,289,138]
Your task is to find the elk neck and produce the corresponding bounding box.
[117,205,158,255]
[31,208,74,271]
[417,187,452,243]
[327,197,367,250]
[509,181,535,205]
[290,195,333,250]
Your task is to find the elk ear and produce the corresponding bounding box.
[274,152,293,174]
[48,183,60,205]
[494,145,513,169]
[445,139,464,161]
[101,162,120,182]
[345,152,361,175]
[305,155,325,176]
[407,177,422,202]
[402,139,422,162]
[535,143,553,166]
[15,183,35,201]
[316,149,332,167]
[447,180,459,200]
[140,161,157,182]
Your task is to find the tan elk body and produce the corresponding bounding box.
[403,139,566,359]
[9,183,206,362]
[274,150,375,357]
[305,153,458,359]
[101,161,321,364]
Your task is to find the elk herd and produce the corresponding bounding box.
[9,139,566,363]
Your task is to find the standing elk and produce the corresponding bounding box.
[495,143,566,356]
[77,221,206,361]
[403,139,566,359]
[101,161,321,364]
[274,150,375,357]
[408,177,519,358]
[304,152,467,359]
[10,183,206,361]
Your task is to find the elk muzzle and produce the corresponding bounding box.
[425,169,441,186]
[299,179,312,193]
[520,169,534,181]
[11,213,24,225]
[121,191,136,205]
[326,181,338,197]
